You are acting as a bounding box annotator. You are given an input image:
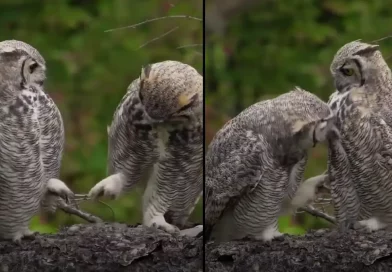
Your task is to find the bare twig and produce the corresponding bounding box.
[298,205,336,225]
[58,201,103,223]
[73,194,116,221]
[176,43,203,49]
[371,35,392,44]
[138,27,179,49]
[104,15,202,33]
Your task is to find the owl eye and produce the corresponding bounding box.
[340,67,354,76]
[29,62,38,74]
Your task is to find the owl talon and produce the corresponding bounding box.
[11,229,36,244]
[88,173,125,200]
[47,178,74,200]
[148,216,180,234]
[179,225,203,237]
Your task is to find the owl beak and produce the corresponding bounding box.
[178,94,191,108]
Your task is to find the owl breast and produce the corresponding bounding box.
[0,90,46,237]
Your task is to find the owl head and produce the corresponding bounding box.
[330,40,391,93]
[0,40,46,102]
[138,60,202,125]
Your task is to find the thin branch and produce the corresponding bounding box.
[176,43,203,49]
[138,26,179,49]
[104,15,202,33]
[298,205,336,225]
[371,35,392,44]
[74,194,116,221]
[58,200,103,223]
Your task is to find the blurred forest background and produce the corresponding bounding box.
[0,0,202,233]
[205,0,392,235]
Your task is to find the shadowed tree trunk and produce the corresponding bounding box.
[205,228,392,271]
[0,223,203,272]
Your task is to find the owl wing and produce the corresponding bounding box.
[107,80,157,190]
[37,91,65,180]
[205,131,270,238]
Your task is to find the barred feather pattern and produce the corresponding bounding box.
[37,92,65,213]
[0,86,47,240]
[0,41,65,240]
[327,40,392,229]
[328,88,392,226]
[107,61,203,229]
[205,88,333,241]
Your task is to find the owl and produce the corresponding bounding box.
[0,40,73,243]
[88,61,203,235]
[327,40,392,232]
[205,87,338,242]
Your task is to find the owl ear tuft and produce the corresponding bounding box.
[140,64,152,80]
[139,64,152,92]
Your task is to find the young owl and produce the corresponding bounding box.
[327,40,392,232]
[88,61,203,236]
[205,87,338,242]
[0,40,73,243]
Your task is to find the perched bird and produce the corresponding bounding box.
[0,40,73,243]
[88,61,203,235]
[327,40,392,231]
[205,87,338,242]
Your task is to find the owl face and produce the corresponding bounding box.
[0,40,46,89]
[330,40,387,93]
[0,49,46,103]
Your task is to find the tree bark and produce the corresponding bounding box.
[0,223,203,272]
[205,228,392,271]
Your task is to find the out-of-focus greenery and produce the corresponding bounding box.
[0,0,202,233]
[206,0,392,235]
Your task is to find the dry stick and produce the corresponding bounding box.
[298,205,336,225]
[371,35,392,44]
[58,200,103,223]
[104,15,202,33]
[138,26,179,49]
[74,194,116,222]
[176,44,203,49]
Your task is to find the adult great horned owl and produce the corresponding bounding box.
[327,40,392,231]
[205,87,338,242]
[88,61,203,235]
[0,40,73,242]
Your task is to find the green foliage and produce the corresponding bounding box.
[0,0,202,231]
[206,0,392,233]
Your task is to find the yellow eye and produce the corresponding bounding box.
[341,68,354,76]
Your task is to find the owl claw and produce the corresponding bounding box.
[179,225,203,237]
[152,222,180,234]
[88,173,125,200]
[47,178,74,200]
[147,215,180,234]
[11,229,37,244]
